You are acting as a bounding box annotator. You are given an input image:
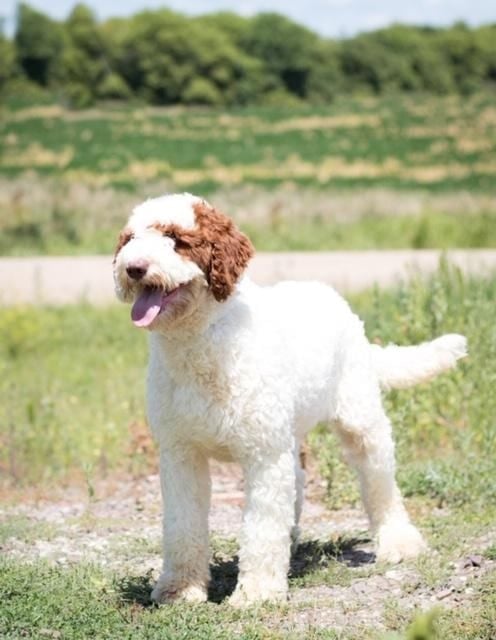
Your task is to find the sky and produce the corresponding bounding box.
[2,0,496,38]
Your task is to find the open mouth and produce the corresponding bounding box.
[131,285,184,328]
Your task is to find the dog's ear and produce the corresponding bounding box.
[193,202,254,301]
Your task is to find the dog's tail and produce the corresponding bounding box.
[370,334,467,390]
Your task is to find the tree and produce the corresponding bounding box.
[5,5,496,106]
[59,4,128,107]
[436,23,492,93]
[373,25,455,93]
[241,13,321,98]
[306,40,344,103]
[474,25,496,83]
[0,34,17,90]
[193,12,250,48]
[15,3,64,85]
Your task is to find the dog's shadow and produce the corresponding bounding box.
[209,536,374,603]
[116,537,374,606]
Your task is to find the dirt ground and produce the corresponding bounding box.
[1,462,494,633]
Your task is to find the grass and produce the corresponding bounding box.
[244,209,496,251]
[0,523,494,639]
[1,92,496,255]
[0,559,279,640]
[0,305,148,485]
[1,264,495,638]
[1,261,495,496]
[2,94,496,192]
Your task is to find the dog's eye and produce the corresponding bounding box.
[163,231,189,250]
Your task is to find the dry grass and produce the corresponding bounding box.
[2,175,495,223]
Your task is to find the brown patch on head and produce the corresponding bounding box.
[152,201,254,301]
[113,228,134,263]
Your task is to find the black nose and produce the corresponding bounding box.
[126,259,149,280]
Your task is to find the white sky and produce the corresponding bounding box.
[2,0,495,38]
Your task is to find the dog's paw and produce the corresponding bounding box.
[376,521,427,563]
[228,579,288,607]
[151,578,207,605]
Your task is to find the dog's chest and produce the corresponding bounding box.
[147,335,246,444]
[168,341,233,404]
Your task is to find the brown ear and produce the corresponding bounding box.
[193,202,254,301]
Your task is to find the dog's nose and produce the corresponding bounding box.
[126,259,149,280]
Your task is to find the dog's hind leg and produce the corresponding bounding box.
[151,446,211,604]
[334,364,427,563]
[291,443,305,552]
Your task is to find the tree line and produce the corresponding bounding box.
[1,3,496,107]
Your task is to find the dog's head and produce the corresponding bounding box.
[113,193,254,330]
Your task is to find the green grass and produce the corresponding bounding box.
[0,515,58,545]
[0,305,148,485]
[2,93,495,192]
[1,261,495,497]
[0,559,280,640]
[1,92,496,255]
[244,210,496,251]
[0,540,496,640]
[2,197,496,256]
[1,264,495,638]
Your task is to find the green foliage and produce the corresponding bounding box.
[194,12,251,48]
[182,77,223,106]
[405,609,438,640]
[96,71,131,100]
[0,305,147,484]
[15,3,64,86]
[0,76,53,107]
[58,4,110,107]
[484,544,496,560]
[437,23,489,94]
[306,41,344,103]
[245,211,496,252]
[0,35,17,90]
[242,13,320,98]
[4,4,496,107]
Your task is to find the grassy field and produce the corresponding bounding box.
[2,91,496,636]
[1,264,495,638]
[2,262,494,495]
[0,552,494,639]
[1,92,496,254]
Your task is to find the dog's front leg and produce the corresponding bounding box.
[229,448,295,606]
[151,445,211,604]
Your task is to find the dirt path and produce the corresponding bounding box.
[1,465,494,633]
[1,250,496,305]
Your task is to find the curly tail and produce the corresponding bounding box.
[370,334,467,390]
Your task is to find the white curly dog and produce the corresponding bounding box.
[113,193,467,606]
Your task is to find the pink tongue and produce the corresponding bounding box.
[131,289,163,327]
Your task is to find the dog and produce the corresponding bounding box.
[113,193,467,606]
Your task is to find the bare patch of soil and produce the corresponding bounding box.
[1,464,494,632]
